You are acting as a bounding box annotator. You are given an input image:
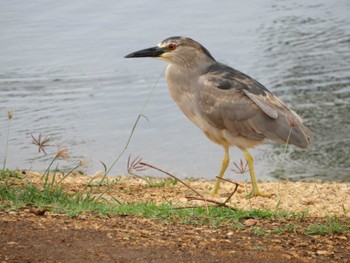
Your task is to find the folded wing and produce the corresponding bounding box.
[198,63,311,148]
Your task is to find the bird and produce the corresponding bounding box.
[125,36,311,198]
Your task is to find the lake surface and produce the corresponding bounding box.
[1,0,349,181]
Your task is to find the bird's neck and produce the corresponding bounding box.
[169,57,215,74]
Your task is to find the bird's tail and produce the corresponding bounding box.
[251,109,312,149]
[275,110,312,149]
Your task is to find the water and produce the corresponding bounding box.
[1,0,349,181]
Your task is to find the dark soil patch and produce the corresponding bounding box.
[1,210,349,263]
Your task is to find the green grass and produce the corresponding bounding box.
[254,246,268,251]
[0,178,118,216]
[0,179,297,224]
[0,171,299,224]
[1,170,349,236]
[305,216,350,235]
[115,202,303,227]
[271,223,298,235]
[252,227,267,236]
[136,177,178,188]
[0,169,22,179]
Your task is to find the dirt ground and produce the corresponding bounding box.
[1,172,350,262]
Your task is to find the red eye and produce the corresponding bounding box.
[168,44,176,51]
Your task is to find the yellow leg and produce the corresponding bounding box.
[210,146,230,196]
[242,148,272,198]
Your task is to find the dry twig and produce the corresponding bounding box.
[127,155,242,212]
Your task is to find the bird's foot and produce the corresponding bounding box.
[210,188,219,197]
[246,190,275,199]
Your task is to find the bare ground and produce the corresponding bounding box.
[1,172,350,262]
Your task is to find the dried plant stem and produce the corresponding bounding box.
[139,161,209,213]
[2,116,12,170]
[184,177,240,210]
[128,156,240,212]
[139,162,205,199]
[56,162,81,185]
[276,127,293,202]
[217,177,242,204]
[41,156,58,180]
[281,128,293,170]
[184,197,234,210]
[100,67,166,183]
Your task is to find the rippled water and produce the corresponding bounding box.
[1,0,349,181]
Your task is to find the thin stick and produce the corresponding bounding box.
[217,176,243,187]
[172,205,233,211]
[139,161,209,213]
[184,176,241,209]
[215,177,241,204]
[185,196,226,206]
[281,128,292,170]
[140,162,204,199]
[185,196,236,211]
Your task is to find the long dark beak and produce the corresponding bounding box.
[125,46,164,58]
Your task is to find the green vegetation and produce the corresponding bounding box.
[271,223,298,235]
[0,110,349,237]
[0,172,115,217]
[254,246,268,251]
[1,170,349,237]
[252,227,267,236]
[138,176,178,188]
[0,172,297,222]
[305,216,349,235]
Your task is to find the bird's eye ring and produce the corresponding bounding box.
[168,44,176,51]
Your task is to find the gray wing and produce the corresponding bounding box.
[198,63,311,148]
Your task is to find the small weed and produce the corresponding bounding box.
[0,176,119,217]
[305,217,349,235]
[271,223,298,235]
[231,159,248,175]
[146,180,166,188]
[144,178,178,188]
[254,246,268,251]
[31,134,52,154]
[252,227,267,236]
[230,220,245,230]
[0,169,22,179]
[87,177,120,187]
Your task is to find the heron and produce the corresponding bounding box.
[125,36,311,198]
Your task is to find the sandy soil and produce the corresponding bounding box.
[54,172,350,217]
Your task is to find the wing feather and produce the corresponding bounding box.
[198,62,311,148]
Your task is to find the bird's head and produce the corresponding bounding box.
[125,36,216,68]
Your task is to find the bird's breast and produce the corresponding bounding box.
[166,66,224,145]
[166,65,200,121]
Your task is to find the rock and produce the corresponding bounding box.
[316,250,333,256]
[243,219,258,227]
